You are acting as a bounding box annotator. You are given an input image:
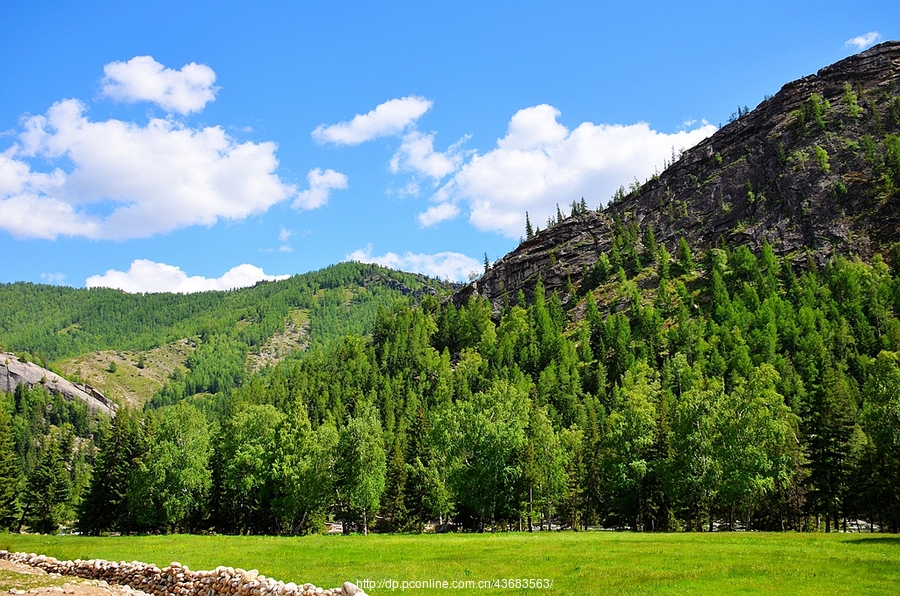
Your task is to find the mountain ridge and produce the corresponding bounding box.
[456,41,900,310]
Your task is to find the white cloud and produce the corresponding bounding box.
[293,167,348,210]
[417,202,460,227]
[312,96,432,145]
[395,180,421,198]
[86,259,289,293]
[40,272,66,285]
[101,56,218,115]
[277,226,293,252]
[390,131,466,181]
[845,32,881,51]
[346,244,480,282]
[1,98,295,240]
[421,104,717,238]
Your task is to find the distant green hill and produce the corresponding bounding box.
[0,262,453,406]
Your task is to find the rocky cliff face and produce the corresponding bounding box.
[456,41,900,310]
[0,352,116,417]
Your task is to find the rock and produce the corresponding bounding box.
[0,353,116,417]
[341,583,367,596]
[0,551,346,596]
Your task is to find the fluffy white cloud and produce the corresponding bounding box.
[390,131,465,181]
[293,168,348,210]
[86,259,289,293]
[417,202,460,227]
[101,56,218,115]
[1,98,297,239]
[845,32,881,51]
[420,104,717,238]
[345,244,480,282]
[312,96,432,145]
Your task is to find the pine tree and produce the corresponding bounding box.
[78,409,147,534]
[22,432,70,534]
[804,365,856,532]
[380,430,408,531]
[0,408,20,530]
[676,238,695,276]
[643,227,659,265]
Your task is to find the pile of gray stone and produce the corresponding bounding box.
[0,552,367,596]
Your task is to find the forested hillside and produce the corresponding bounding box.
[0,262,450,364]
[461,41,900,309]
[51,244,900,535]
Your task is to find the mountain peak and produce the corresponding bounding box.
[458,41,900,309]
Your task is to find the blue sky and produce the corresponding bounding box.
[0,1,894,291]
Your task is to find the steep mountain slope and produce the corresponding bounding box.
[458,41,900,309]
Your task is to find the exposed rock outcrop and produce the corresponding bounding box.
[0,352,116,417]
[456,41,900,310]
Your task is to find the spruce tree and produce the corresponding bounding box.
[0,408,20,530]
[22,433,70,534]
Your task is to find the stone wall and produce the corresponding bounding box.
[0,552,367,596]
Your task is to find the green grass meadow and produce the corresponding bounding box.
[1,532,898,595]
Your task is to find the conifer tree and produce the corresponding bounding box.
[22,432,70,533]
[676,238,695,276]
[0,408,19,530]
[78,409,147,534]
[804,365,856,532]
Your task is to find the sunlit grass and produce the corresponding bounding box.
[1,532,898,595]
[0,567,69,592]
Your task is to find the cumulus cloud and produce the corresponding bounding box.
[420,104,717,238]
[86,259,289,293]
[390,131,466,181]
[312,96,432,145]
[345,244,480,282]
[101,56,218,115]
[417,202,460,227]
[1,98,296,240]
[293,167,348,210]
[845,32,881,51]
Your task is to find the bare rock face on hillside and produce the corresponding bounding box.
[456,41,900,310]
[0,352,117,417]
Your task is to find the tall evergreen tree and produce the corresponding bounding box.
[22,431,70,533]
[804,365,856,532]
[0,407,20,530]
[78,409,147,534]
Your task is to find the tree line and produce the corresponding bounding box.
[2,239,900,534]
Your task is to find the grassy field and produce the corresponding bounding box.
[1,532,898,595]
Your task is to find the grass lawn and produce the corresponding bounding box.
[1,531,898,595]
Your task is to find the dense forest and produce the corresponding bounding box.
[2,237,899,535]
